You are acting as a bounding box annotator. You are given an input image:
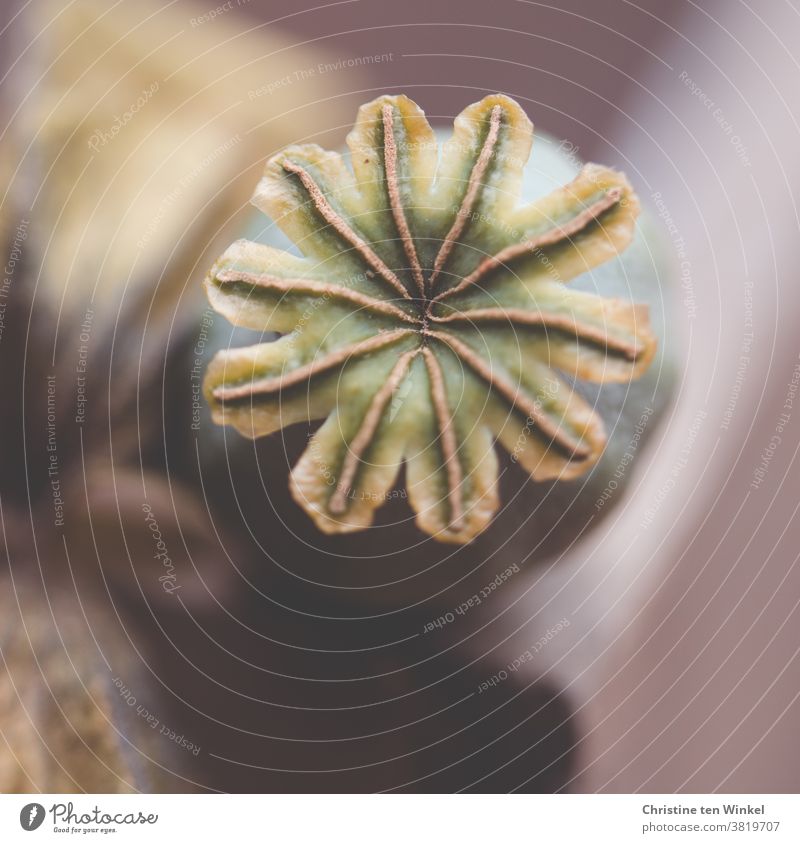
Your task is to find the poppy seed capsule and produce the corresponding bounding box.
[203,94,658,544]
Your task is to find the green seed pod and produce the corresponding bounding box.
[203,94,672,545]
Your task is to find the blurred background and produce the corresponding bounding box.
[0,0,798,793]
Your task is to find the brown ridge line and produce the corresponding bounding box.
[422,347,465,532]
[427,330,591,459]
[429,104,503,289]
[213,329,414,401]
[430,306,641,360]
[382,104,426,298]
[328,348,421,515]
[215,269,417,324]
[281,159,412,300]
[434,186,624,303]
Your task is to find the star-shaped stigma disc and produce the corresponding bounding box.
[204,94,656,543]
